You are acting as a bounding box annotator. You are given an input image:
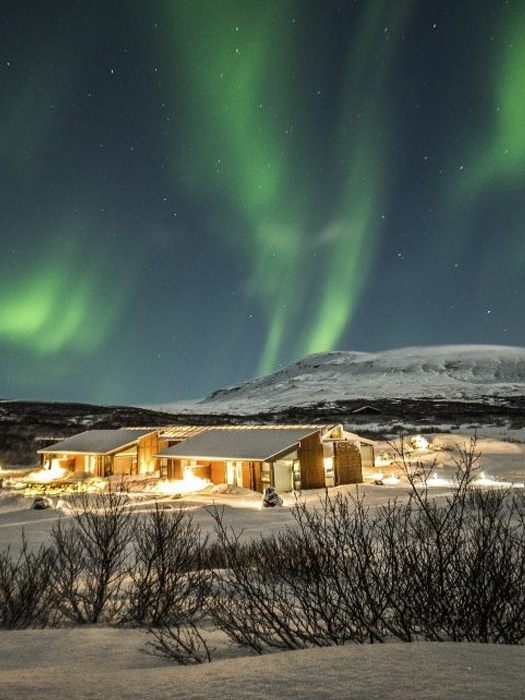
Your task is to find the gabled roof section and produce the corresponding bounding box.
[125,425,209,440]
[339,430,376,446]
[156,427,319,462]
[38,429,154,455]
[126,423,336,440]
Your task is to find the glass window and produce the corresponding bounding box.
[261,461,271,486]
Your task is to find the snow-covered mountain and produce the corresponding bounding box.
[198,345,525,412]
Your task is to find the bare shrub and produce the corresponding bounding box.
[200,537,254,571]
[50,485,132,624]
[121,503,214,664]
[451,488,525,644]
[388,435,525,643]
[0,535,57,629]
[280,493,388,644]
[208,499,389,652]
[206,498,410,651]
[207,508,315,653]
[144,619,214,665]
[208,436,525,651]
[125,504,209,627]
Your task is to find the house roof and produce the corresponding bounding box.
[125,425,209,440]
[125,423,336,440]
[340,430,376,446]
[38,429,154,455]
[156,427,319,462]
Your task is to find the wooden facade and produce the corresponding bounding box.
[136,432,159,475]
[210,461,226,484]
[333,441,363,485]
[163,458,262,491]
[161,430,327,493]
[246,462,261,492]
[297,432,326,490]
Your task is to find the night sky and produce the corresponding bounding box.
[1,0,524,404]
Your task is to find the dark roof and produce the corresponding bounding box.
[38,429,153,455]
[156,428,318,462]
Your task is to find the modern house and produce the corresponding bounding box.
[155,423,374,493]
[38,429,159,477]
[37,423,375,493]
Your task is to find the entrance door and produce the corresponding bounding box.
[273,461,293,492]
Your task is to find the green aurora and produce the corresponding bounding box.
[0,234,129,356]
[161,0,415,374]
[0,0,523,402]
[459,3,525,197]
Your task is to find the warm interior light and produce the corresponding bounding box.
[323,457,334,472]
[374,452,393,467]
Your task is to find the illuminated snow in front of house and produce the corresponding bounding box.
[152,473,210,496]
[28,460,68,483]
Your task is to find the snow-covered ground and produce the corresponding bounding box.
[1,628,523,700]
[1,432,524,552]
[151,345,525,413]
[1,430,524,699]
[369,432,525,485]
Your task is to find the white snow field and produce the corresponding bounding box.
[1,628,524,700]
[1,431,524,699]
[2,431,524,552]
[153,345,525,413]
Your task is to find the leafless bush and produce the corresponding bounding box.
[125,504,210,627]
[208,498,393,652]
[207,510,310,653]
[290,492,412,643]
[393,485,525,644]
[200,537,254,571]
[381,436,525,643]
[450,488,525,643]
[207,494,419,652]
[208,437,525,650]
[50,485,133,624]
[127,504,215,664]
[144,618,214,665]
[0,535,57,629]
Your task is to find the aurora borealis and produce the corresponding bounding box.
[1,0,524,404]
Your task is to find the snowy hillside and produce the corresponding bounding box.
[198,345,525,412]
